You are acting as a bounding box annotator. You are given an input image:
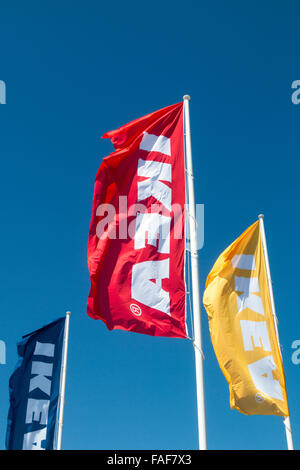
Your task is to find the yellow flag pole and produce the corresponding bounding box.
[258,214,294,450]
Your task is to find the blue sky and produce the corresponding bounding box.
[0,0,299,450]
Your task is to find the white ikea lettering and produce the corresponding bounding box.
[235,275,264,315]
[234,261,264,315]
[137,158,171,182]
[33,342,55,357]
[232,254,256,270]
[135,212,171,254]
[23,341,55,450]
[137,159,172,210]
[132,259,170,315]
[23,427,47,450]
[29,361,53,395]
[140,132,171,156]
[248,356,283,401]
[233,253,284,402]
[25,398,50,425]
[234,275,259,293]
[131,133,173,315]
[240,320,271,352]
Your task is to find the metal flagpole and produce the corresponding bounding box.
[183,95,207,450]
[258,214,294,450]
[56,310,71,450]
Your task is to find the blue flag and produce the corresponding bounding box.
[6,317,66,450]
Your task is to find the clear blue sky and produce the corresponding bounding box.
[0,0,299,450]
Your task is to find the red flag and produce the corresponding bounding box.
[87,102,187,338]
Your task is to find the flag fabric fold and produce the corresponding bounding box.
[203,221,289,416]
[87,102,187,338]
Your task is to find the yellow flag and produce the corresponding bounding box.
[203,220,289,416]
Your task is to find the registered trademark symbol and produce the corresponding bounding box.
[255,393,265,403]
[130,304,142,316]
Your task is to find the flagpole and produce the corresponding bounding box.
[183,95,207,450]
[258,215,294,451]
[56,310,71,450]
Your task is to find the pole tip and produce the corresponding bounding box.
[66,311,71,316]
[183,95,191,101]
[258,214,264,219]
